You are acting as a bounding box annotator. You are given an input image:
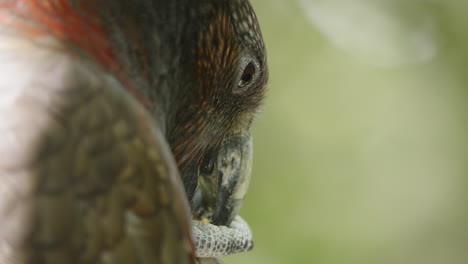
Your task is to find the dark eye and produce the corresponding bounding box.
[233,56,261,94]
[238,62,256,88]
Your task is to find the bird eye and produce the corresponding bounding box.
[234,57,260,94]
[238,62,256,88]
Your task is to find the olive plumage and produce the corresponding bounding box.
[0,1,267,263]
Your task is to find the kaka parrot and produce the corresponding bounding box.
[0,0,268,263]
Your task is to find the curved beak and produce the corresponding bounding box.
[191,134,252,226]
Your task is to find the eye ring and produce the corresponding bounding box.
[234,56,260,94]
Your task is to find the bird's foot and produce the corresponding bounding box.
[192,215,253,258]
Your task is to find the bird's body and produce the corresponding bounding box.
[0,1,267,263]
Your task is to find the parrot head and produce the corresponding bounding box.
[166,0,268,226]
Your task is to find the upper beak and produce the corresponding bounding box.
[191,134,253,226]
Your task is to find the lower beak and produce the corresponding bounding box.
[191,135,252,226]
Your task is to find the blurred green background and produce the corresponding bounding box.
[228,1,468,263]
